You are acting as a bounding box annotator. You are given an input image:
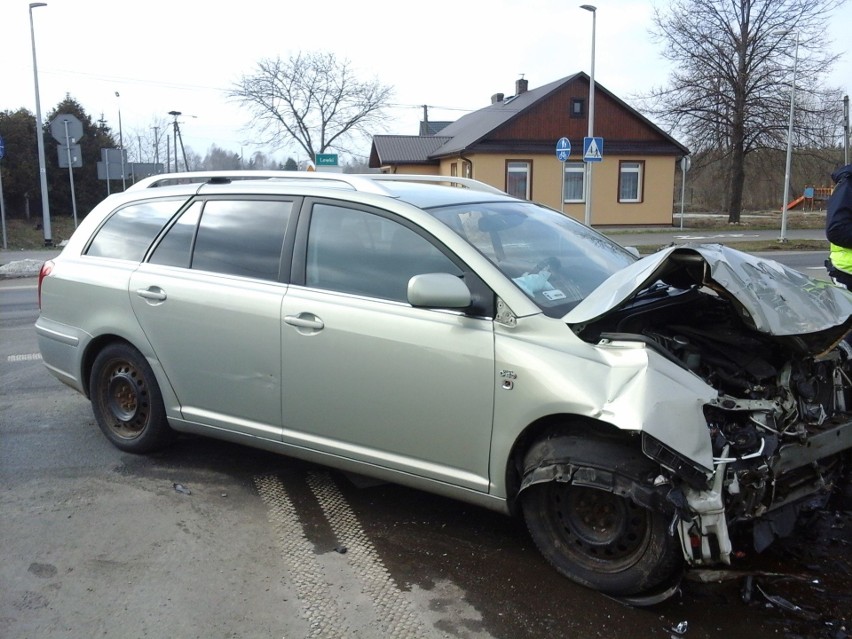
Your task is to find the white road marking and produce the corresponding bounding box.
[7,353,42,362]
[673,233,761,240]
[0,284,38,290]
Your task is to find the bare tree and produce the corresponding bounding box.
[639,0,846,222]
[230,52,393,162]
[201,144,242,170]
[129,116,170,165]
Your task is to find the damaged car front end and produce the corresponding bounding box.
[556,245,852,585]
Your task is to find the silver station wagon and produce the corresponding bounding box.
[36,171,852,599]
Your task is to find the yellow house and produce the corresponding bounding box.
[368,74,689,226]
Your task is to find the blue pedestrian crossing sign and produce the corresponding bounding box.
[583,137,604,162]
[556,137,571,162]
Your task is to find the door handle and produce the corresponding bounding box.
[136,287,167,302]
[284,314,324,330]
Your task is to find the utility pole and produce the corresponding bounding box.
[115,91,126,190]
[153,126,160,170]
[168,111,188,172]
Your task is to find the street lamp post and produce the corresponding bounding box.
[778,30,799,243]
[29,2,51,246]
[580,4,596,226]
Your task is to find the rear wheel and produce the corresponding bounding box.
[89,343,172,453]
[520,437,682,596]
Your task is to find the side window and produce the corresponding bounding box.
[149,202,202,268]
[563,162,585,203]
[306,204,461,302]
[618,161,644,203]
[191,200,291,280]
[86,199,184,261]
[506,161,531,200]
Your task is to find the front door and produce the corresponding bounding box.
[281,202,495,491]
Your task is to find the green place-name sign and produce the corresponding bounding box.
[315,153,339,166]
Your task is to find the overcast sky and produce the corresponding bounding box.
[1,0,850,165]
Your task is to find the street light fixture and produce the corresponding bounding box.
[776,29,799,243]
[581,4,597,226]
[29,2,51,246]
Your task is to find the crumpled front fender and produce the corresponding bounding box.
[518,433,679,517]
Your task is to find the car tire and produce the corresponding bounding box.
[89,343,173,453]
[520,439,682,596]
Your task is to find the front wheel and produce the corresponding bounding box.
[89,343,172,453]
[521,480,682,596]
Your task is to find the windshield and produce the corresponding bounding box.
[426,201,636,316]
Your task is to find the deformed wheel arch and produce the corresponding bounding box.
[506,420,676,519]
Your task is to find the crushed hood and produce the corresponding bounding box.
[564,244,852,344]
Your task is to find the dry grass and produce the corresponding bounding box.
[3,216,79,250]
[683,210,826,231]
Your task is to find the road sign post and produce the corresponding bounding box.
[582,137,604,226]
[679,155,691,230]
[583,137,604,162]
[51,114,84,228]
[556,137,572,213]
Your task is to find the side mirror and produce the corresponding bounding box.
[407,273,472,309]
[624,246,641,258]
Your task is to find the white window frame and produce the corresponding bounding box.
[506,161,532,200]
[563,162,585,203]
[618,161,643,203]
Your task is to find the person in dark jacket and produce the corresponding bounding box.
[825,164,852,288]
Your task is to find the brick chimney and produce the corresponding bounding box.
[516,77,528,95]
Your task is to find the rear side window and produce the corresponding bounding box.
[86,199,183,261]
[150,199,292,281]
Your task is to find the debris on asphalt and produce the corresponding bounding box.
[755,583,819,620]
[741,575,754,604]
[173,483,191,495]
[334,545,347,554]
[671,620,688,635]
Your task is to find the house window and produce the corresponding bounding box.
[563,162,585,202]
[462,162,472,179]
[619,161,644,203]
[506,161,531,199]
[451,162,457,177]
[570,98,585,118]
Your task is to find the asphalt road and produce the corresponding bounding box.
[1,252,850,639]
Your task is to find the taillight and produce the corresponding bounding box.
[38,260,54,310]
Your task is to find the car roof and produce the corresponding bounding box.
[375,180,519,209]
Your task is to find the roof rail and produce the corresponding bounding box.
[127,170,366,191]
[364,174,505,194]
[126,170,505,196]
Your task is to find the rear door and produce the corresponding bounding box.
[280,201,496,491]
[129,197,295,439]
